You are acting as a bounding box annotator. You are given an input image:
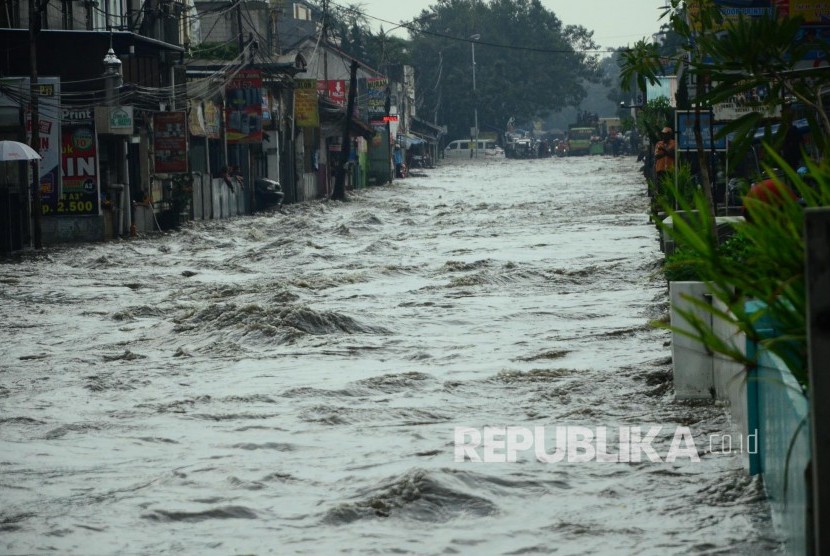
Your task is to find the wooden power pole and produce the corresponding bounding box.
[332,60,358,201]
[29,0,46,249]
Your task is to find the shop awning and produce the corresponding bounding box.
[411,117,445,142]
[398,134,425,149]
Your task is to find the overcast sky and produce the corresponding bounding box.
[351,0,666,50]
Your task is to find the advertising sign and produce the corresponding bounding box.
[204,99,221,139]
[153,111,188,173]
[94,105,134,135]
[676,111,728,151]
[367,77,388,123]
[225,69,263,143]
[294,79,319,128]
[49,110,99,216]
[188,100,220,138]
[317,80,348,106]
[23,78,62,201]
[5,77,62,199]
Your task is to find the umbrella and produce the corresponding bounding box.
[0,140,41,161]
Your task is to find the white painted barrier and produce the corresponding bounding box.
[670,281,715,399]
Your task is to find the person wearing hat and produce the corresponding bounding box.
[654,126,677,189]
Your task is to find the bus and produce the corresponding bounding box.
[567,127,594,156]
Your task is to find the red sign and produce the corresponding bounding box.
[46,116,99,216]
[153,111,188,173]
[317,80,348,106]
[383,115,398,122]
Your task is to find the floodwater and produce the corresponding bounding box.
[1,156,778,554]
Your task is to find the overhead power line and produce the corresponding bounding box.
[326,0,608,55]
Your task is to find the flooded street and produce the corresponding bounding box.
[1,156,776,554]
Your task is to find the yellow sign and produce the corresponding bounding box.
[294,79,319,128]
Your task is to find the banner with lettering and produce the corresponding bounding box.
[294,79,319,128]
[225,69,263,143]
[367,78,388,124]
[7,77,63,202]
[49,114,99,216]
[153,111,188,173]
[317,80,348,106]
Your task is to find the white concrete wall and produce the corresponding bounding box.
[670,281,714,399]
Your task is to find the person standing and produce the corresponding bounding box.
[393,146,404,178]
[654,126,677,187]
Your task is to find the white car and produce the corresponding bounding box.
[444,139,504,158]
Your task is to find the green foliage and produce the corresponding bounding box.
[659,150,830,389]
[636,97,674,144]
[656,162,698,210]
[189,42,239,61]
[663,231,750,282]
[407,0,602,139]
[620,1,830,168]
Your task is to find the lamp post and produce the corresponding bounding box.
[470,34,480,158]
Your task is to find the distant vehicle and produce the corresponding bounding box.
[504,138,535,159]
[444,139,504,159]
[567,127,594,156]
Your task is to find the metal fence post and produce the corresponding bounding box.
[805,207,830,556]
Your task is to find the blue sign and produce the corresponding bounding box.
[676,112,728,151]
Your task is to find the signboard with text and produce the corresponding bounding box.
[225,69,263,143]
[153,111,188,173]
[676,111,728,151]
[7,77,63,199]
[47,110,100,216]
[367,77,388,121]
[294,79,319,128]
[317,80,348,106]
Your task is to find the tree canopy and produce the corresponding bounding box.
[312,0,603,139]
[407,0,601,139]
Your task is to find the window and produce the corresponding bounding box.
[459,142,469,150]
[294,3,310,21]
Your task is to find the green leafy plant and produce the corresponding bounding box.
[663,231,750,282]
[656,162,698,212]
[659,148,830,389]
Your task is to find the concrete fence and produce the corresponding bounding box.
[671,282,810,554]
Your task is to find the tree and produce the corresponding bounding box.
[407,0,601,138]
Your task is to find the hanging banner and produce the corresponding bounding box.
[153,111,188,173]
[225,69,263,143]
[204,99,221,139]
[188,100,221,139]
[188,102,206,137]
[4,77,63,200]
[21,78,62,203]
[294,79,319,128]
[47,110,99,216]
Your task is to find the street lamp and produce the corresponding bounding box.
[470,34,480,158]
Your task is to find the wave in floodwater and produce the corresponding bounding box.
[0,156,779,554]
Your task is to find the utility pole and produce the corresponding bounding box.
[332,60,358,201]
[29,0,47,249]
[235,0,244,55]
